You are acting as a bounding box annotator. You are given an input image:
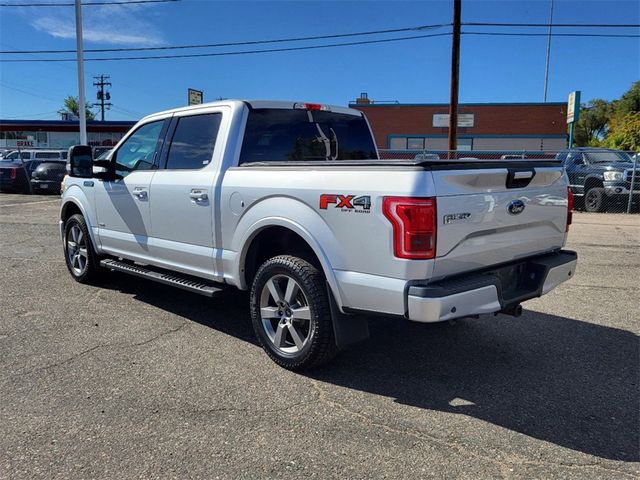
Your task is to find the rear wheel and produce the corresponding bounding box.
[63,214,103,284]
[585,187,605,212]
[250,255,337,370]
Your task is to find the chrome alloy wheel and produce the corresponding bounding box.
[66,224,88,276]
[260,274,313,354]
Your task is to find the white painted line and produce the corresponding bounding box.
[0,199,60,208]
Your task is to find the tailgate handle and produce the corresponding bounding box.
[506,168,535,189]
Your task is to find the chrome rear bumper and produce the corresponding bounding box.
[407,250,577,323]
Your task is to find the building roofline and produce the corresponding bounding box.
[0,119,136,126]
[349,102,566,107]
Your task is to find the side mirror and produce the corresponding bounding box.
[92,158,115,180]
[67,145,93,178]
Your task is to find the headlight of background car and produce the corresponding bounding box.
[603,171,624,181]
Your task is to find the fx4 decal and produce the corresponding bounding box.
[319,194,371,213]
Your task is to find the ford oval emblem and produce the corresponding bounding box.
[507,199,526,215]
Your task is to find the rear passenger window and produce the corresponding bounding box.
[166,113,222,170]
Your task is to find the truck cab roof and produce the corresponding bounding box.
[140,100,363,123]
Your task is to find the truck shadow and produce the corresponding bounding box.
[109,276,638,462]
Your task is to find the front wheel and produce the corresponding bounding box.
[250,255,337,371]
[585,187,606,212]
[63,214,103,284]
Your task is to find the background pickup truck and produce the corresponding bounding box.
[557,147,639,212]
[60,100,577,370]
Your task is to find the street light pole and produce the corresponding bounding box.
[543,0,554,102]
[75,0,87,145]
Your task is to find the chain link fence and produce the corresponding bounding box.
[379,149,639,214]
[1,145,639,213]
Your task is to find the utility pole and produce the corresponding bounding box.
[543,0,555,102]
[447,0,462,156]
[74,0,87,145]
[93,75,112,121]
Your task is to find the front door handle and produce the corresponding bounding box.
[133,188,148,200]
[189,189,208,202]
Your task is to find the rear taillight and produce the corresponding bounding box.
[566,187,574,232]
[383,197,437,259]
[9,167,16,180]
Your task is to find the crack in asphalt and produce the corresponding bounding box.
[308,380,637,478]
[12,322,188,378]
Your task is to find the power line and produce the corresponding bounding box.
[463,31,640,38]
[0,31,453,63]
[463,22,640,28]
[3,28,638,64]
[1,22,635,55]
[0,81,60,102]
[0,22,635,56]
[0,23,450,54]
[0,0,178,6]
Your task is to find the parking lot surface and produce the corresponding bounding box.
[1,194,638,479]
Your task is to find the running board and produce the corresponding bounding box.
[100,259,224,297]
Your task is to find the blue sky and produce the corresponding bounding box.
[0,0,638,121]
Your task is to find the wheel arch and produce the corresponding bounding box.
[235,218,344,310]
[584,175,604,191]
[60,189,100,252]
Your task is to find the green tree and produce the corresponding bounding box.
[573,99,611,146]
[602,112,640,151]
[613,80,640,116]
[59,95,95,120]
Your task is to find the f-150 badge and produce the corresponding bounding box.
[443,212,471,224]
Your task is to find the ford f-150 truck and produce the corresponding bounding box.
[60,100,577,370]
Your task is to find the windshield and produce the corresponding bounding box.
[240,109,377,164]
[585,151,632,163]
[96,149,112,160]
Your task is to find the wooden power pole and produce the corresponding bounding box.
[447,0,462,155]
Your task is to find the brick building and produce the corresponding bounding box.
[0,119,135,149]
[350,94,567,151]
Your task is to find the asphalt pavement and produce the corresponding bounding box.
[0,194,638,479]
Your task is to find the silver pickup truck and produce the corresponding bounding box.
[60,100,577,370]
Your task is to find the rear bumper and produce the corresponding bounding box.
[31,179,61,191]
[407,250,577,323]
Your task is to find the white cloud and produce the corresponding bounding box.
[30,1,165,47]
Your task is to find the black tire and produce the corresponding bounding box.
[585,187,606,212]
[63,213,104,284]
[250,255,337,371]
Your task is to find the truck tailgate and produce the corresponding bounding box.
[432,165,568,279]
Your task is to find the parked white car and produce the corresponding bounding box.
[3,149,67,163]
[60,100,577,370]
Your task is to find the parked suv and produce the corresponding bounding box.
[60,100,576,370]
[30,161,67,193]
[3,149,67,163]
[557,148,638,212]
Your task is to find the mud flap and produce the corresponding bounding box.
[328,285,369,350]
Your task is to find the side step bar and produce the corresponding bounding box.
[100,259,224,297]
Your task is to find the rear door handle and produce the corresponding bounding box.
[189,189,208,202]
[133,187,148,199]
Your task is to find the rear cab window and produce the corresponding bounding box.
[165,113,222,170]
[239,108,377,164]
